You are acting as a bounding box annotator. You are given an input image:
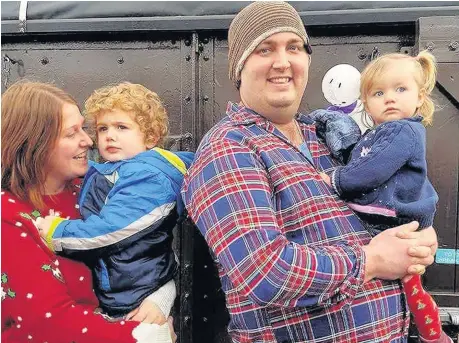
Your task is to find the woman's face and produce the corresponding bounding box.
[44,103,93,194]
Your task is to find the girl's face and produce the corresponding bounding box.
[44,103,93,194]
[364,60,425,126]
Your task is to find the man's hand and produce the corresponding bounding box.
[319,172,331,186]
[126,298,167,325]
[36,215,59,239]
[363,221,436,282]
[396,225,438,257]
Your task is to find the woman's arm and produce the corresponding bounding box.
[2,220,175,343]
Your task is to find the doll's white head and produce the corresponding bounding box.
[322,64,361,107]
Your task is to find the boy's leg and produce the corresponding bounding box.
[403,275,451,342]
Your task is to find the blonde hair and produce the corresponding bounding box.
[84,82,169,148]
[360,50,437,126]
[1,81,78,210]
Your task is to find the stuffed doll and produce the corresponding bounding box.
[309,64,364,163]
[321,64,366,132]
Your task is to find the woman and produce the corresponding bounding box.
[1,81,176,343]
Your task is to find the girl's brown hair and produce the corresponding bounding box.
[360,50,437,126]
[1,81,78,210]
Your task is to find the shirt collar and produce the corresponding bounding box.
[226,101,315,127]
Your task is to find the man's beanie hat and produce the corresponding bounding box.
[228,1,312,82]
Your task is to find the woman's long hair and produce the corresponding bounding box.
[1,81,77,210]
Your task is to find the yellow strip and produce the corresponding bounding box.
[153,147,187,175]
[45,217,66,251]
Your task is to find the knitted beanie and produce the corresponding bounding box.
[228,1,311,82]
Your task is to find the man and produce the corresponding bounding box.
[182,2,438,342]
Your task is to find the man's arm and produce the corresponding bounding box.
[46,169,177,258]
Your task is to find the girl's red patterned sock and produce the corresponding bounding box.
[403,275,442,341]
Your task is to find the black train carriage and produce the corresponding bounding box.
[2,2,459,342]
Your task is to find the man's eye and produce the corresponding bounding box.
[259,48,270,55]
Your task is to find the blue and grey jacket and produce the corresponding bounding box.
[47,148,195,316]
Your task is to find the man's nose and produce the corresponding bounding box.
[272,50,290,70]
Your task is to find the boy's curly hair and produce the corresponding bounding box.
[84,82,169,148]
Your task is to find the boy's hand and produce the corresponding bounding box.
[319,172,331,186]
[126,298,167,325]
[36,215,59,239]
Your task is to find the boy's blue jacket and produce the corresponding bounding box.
[50,148,195,316]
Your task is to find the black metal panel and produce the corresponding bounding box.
[414,16,459,303]
[1,10,458,343]
[2,1,458,20]
[416,16,459,64]
[423,88,459,297]
[3,1,459,34]
[1,33,197,343]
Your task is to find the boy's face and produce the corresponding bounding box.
[96,109,152,162]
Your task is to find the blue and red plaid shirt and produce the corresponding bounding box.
[182,102,409,343]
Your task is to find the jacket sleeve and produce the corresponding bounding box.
[49,169,177,258]
[1,220,169,343]
[182,138,365,309]
[308,109,361,164]
[331,122,416,196]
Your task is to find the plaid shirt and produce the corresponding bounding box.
[182,102,409,343]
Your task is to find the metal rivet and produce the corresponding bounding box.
[203,56,209,61]
[184,316,190,322]
[203,264,208,268]
[184,293,189,299]
[203,38,209,44]
[426,42,435,51]
[185,96,191,102]
[449,41,458,51]
[203,96,209,102]
[117,57,124,64]
[203,317,208,322]
[184,40,191,46]
[185,55,191,61]
[357,51,367,60]
[41,57,49,65]
[203,294,208,299]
